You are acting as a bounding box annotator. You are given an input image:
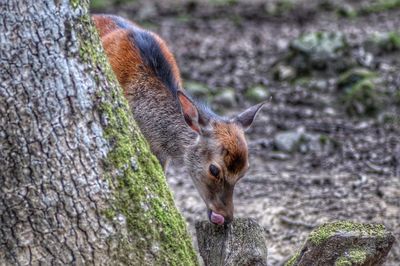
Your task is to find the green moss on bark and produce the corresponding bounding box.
[285,251,300,266]
[100,101,197,265]
[309,221,385,245]
[70,0,80,9]
[74,2,197,265]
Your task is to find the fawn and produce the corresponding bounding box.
[92,14,265,225]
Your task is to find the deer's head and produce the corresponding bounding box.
[177,90,265,225]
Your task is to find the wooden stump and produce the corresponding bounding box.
[195,218,268,266]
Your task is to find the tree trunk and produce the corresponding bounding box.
[0,0,197,265]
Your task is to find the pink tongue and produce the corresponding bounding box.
[210,211,225,225]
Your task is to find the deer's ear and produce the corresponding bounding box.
[177,90,207,134]
[234,101,267,131]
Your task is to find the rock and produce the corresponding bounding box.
[274,129,335,154]
[378,112,398,125]
[270,152,290,161]
[196,218,267,266]
[276,38,289,52]
[288,32,353,74]
[298,133,334,154]
[291,32,346,61]
[337,4,357,18]
[340,79,380,117]
[323,107,336,116]
[310,79,329,91]
[273,64,297,81]
[213,88,237,108]
[365,32,400,54]
[274,130,304,153]
[245,86,269,102]
[285,221,395,266]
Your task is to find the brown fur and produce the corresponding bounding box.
[92,15,119,38]
[101,29,143,88]
[213,123,248,179]
[93,15,181,90]
[151,34,182,88]
[92,14,264,224]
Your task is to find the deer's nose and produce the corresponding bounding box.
[223,213,233,225]
[224,217,233,224]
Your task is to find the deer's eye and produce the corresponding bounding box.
[209,164,220,178]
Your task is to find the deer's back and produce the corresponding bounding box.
[92,14,193,163]
[92,14,181,93]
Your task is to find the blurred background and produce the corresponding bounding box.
[91,1,400,265]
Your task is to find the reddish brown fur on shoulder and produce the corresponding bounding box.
[93,15,182,93]
[101,29,144,88]
[92,15,119,38]
[151,33,182,88]
[213,123,248,177]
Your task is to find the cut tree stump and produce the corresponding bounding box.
[285,221,396,266]
[195,218,268,266]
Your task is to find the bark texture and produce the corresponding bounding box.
[285,221,395,266]
[195,218,268,266]
[0,0,196,265]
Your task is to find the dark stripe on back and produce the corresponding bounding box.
[110,15,179,97]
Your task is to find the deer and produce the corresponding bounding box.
[92,14,266,225]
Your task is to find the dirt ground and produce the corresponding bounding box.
[93,1,400,265]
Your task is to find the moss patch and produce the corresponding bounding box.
[100,101,197,265]
[348,248,368,264]
[335,0,400,17]
[285,250,300,266]
[266,0,295,16]
[366,32,400,53]
[281,31,352,77]
[70,0,80,9]
[386,32,400,51]
[75,3,197,265]
[337,67,381,117]
[245,85,269,103]
[359,0,400,15]
[340,79,380,117]
[336,4,358,18]
[208,0,238,6]
[395,90,400,105]
[309,221,385,245]
[338,68,377,90]
[335,248,368,266]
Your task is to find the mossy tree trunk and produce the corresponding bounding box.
[0,0,197,265]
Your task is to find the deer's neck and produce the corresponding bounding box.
[126,85,197,164]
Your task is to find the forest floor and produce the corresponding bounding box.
[94,1,400,265]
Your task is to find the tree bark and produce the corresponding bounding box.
[0,0,196,265]
[195,218,268,266]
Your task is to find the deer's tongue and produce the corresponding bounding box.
[210,211,225,225]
